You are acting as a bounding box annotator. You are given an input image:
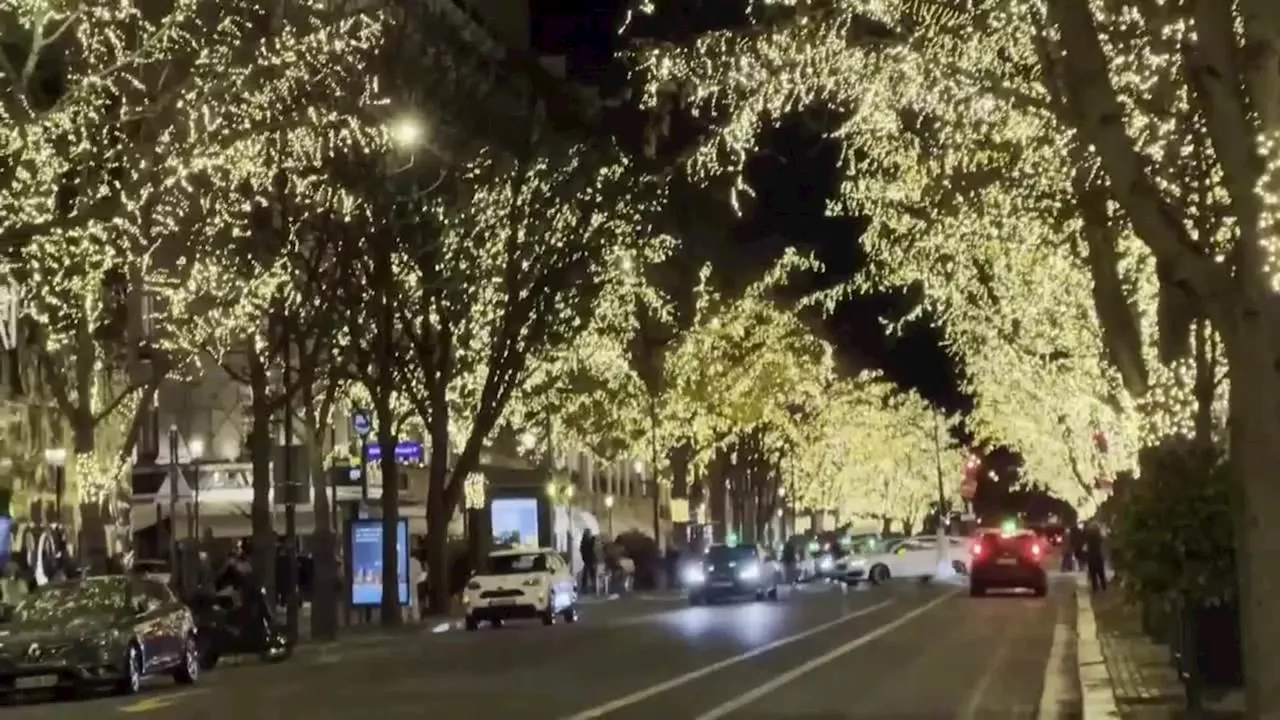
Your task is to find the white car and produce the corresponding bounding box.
[858,535,971,585]
[463,548,578,630]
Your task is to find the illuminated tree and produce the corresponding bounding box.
[630,2,1280,704]
[0,1,379,561]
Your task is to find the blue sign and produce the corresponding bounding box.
[0,516,10,566]
[365,441,424,464]
[348,518,410,607]
[352,410,371,439]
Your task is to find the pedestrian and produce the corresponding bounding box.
[781,540,799,585]
[0,558,29,606]
[1083,522,1107,592]
[1060,524,1078,572]
[1071,523,1087,573]
[580,530,597,593]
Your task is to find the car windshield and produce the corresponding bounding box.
[11,579,129,624]
[848,536,883,554]
[706,546,757,563]
[485,553,548,575]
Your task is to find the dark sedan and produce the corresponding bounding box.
[0,575,199,700]
[685,544,782,604]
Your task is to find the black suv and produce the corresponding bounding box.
[969,530,1048,597]
[686,544,782,604]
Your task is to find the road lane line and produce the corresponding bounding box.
[960,614,1015,720]
[1037,588,1079,719]
[118,689,207,713]
[692,590,959,720]
[560,599,896,719]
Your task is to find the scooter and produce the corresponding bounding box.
[189,587,292,670]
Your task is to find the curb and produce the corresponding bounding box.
[1076,573,1122,718]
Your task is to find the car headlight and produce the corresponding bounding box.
[818,557,834,571]
[847,558,867,568]
[682,566,706,585]
[738,564,760,580]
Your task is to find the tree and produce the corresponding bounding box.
[632,2,1280,707]
[0,0,379,562]
[392,135,661,612]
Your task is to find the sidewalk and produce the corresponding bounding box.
[1075,574,1245,718]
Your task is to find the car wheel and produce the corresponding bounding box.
[174,634,199,685]
[490,618,504,629]
[688,593,703,606]
[754,589,766,601]
[114,642,143,695]
[561,605,579,623]
[869,564,890,585]
[1033,584,1048,597]
[541,606,556,626]
[464,616,480,632]
[970,584,985,598]
[952,560,967,575]
[767,586,780,601]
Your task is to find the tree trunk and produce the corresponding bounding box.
[880,517,894,536]
[374,401,401,626]
[248,354,275,600]
[304,430,337,641]
[1224,317,1280,717]
[424,455,451,616]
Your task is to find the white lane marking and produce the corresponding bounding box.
[1037,588,1079,719]
[961,615,1014,720]
[692,590,958,720]
[561,599,896,719]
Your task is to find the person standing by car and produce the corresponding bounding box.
[0,558,29,606]
[1084,522,1108,592]
[781,540,799,585]
[580,530,597,593]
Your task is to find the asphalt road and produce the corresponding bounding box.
[2,578,1081,719]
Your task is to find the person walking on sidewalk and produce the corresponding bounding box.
[580,530,597,594]
[1083,522,1108,592]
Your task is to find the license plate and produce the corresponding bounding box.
[489,598,516,605]
[711,581,733,587]
[15,675,57,689]
[997,558,1018,565]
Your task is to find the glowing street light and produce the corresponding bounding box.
[388,114,424,150]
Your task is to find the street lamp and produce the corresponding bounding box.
[43,448,66,524]
[604,495,615,539]
[189,437,205,543]
[388,114,424,150]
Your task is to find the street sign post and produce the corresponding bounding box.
[352,410,371,502]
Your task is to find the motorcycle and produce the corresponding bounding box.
[189,586,292,670]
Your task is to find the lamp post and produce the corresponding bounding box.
[604,494,615,540]
[189,438,204,544]
[43,448,66,525]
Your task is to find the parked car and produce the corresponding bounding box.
[0,575,199,699]
[463,548,578,630]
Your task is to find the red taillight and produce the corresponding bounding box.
[970,543,982,556]
[1030,543,1041,557]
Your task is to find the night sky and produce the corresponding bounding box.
[526,2,1066,519]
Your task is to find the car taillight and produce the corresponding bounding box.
[970,543,982,556]
[1030,543,1041,557]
